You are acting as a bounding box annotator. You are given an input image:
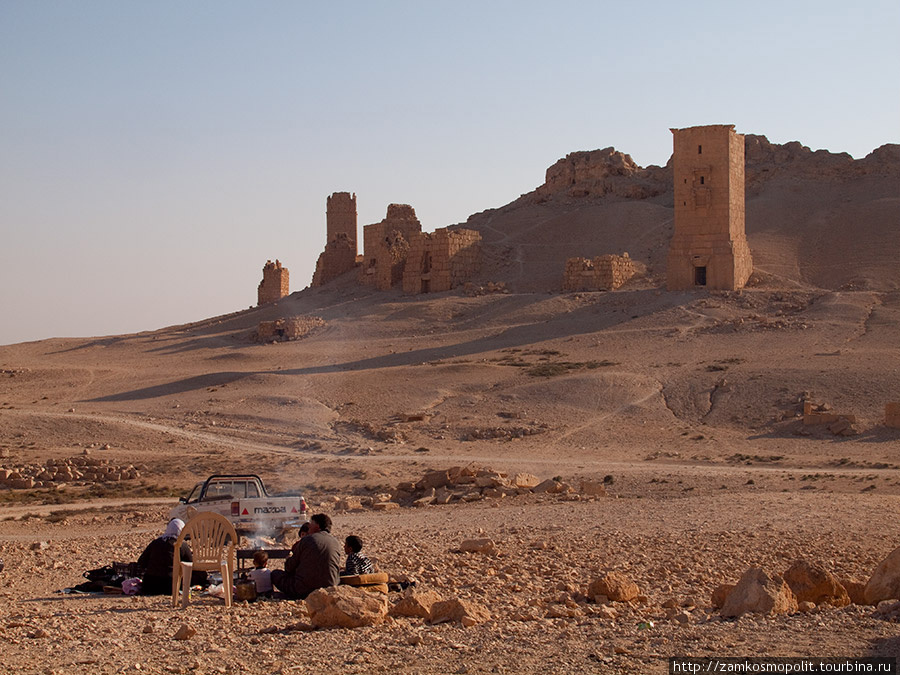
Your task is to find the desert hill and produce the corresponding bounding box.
[458,136,899,293]
[0,134,898,496]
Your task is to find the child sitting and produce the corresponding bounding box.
[342,535,374,576]
[248,551,273,596]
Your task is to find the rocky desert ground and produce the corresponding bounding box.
[0,137,898,674]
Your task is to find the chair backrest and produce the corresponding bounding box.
[173,512,238,571]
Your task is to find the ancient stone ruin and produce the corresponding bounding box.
[667,124,753,291]
[563,253,635,292]
[403,228,482,294]
[360,204,423,290]
[802,400,858,436]
[308,193,482,295]
[312,192,358,286]
[255,315,325,342]
[257,259,289,305]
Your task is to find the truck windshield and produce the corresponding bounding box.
[184,483,203,503]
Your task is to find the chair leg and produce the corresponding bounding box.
[181,562,193,609]
[171,563,181,608]
[220,560,232,608]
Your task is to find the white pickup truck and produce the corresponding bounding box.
[169,474,308,541]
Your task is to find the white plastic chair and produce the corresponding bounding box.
[171,512,237,608]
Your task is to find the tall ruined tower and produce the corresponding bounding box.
[667,125,752,290]
[326,192,357,245]
[258,259,289,305]
[311,192,358,286]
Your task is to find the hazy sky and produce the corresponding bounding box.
[1,1,898,345]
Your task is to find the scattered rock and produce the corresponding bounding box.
[173,624,196,640]
[711,583,736,609]
[588,572,640,603]
[865,545,900,605]
[389,587,442,620]
[512,473,540,489]
[579,480,607,497]
[720,567,798,618]
[459,538,496,555]
[782,559,850,607]
[429,598,491,626]
[533,478,565,494]
[306,585,388,629]
[841,578,868,606]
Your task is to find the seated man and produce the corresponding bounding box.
[271,513,342,599]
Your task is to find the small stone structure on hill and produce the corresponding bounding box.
[257,260,289,305]
[802,400,858,436]
[667,124,753,291]
[312,192,359,286]
[256,316,325,342]
[563,253,635,291]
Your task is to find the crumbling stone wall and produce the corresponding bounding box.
[256,316,325,342]
[312,192,359,286]
[563,253,635,291]
[258,259,289,305]
[403,228,482,294]
[360,204,422,290]
[667,124,753,291]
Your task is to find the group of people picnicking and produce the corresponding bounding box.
[134,512,374,600]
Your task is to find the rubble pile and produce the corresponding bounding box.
[0,455,143,489]
[333,464,607,511]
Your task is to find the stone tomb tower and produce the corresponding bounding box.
[311,192,358,286]
[667,125,752,290]
[258,259,289,305]
[326,191,357,244]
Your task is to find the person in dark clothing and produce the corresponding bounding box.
[137,518,192,595]
[271,513,342,599]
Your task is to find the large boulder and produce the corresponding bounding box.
[429,598,491,627]
[865,545,900,605]
[389,587,443,620]
[588,572,640,603]
[721,567,798,618]
[782,559,850,607]
[305,585,388,629]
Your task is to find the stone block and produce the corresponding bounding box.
[885,402,900,429]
